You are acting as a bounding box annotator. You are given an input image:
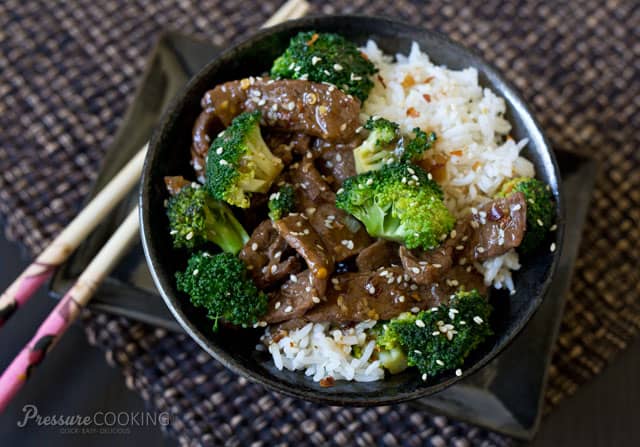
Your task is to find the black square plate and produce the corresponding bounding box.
[49,31,596,440]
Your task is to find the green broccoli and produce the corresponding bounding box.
[176,252,268,330]
[498,177,555,253]
[354,118,437,174]
[377,289,493,377]
[166,184,249,254]
[268,183,295,221]
[401,128,437,163]
[270,31,378,102]
[206,111,284,208]
[336,163,455,250]
[353,117,400,173]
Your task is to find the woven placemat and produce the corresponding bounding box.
[1,0,639,445]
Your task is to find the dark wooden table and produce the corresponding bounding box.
[1,231,638,446]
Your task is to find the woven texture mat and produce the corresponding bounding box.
[2,0,639,445]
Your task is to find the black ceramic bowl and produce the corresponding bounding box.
[140,15,564,406]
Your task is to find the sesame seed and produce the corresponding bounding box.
[333,63,343,71]
[312,296,321,304]
[311,56,322,65]
[274,251,282,259]
[274,301,281,309]
[332,278,340,285]
[411,307,420,313]
[415,320,426,328]
[550,242,556,252]
[473,316,484,325]
[290,274,298,283]
[450,229,457,238]
[411,267,420,274]
[537,218,544,226]
[219,159,228,165]
[398,295,405,302]
[436,359,444,366]
[341,240,354,250]
[433,263,442,268]
[287,101,295,111]
[476,246,485,253]
[305,286,312,292]
[192,269,199,276]
[215,147,223,154]
[456,245,464,250]
[339,123,347,132]
[455,369,462,377]
[186,232,194,240]
[550,224,558,231]
[270,265,278,274]
[284,305,293,313]
[366,178,374,185]
[422,373,428,381]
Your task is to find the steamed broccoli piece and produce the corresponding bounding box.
[166,184,249,254]
[353,118,437,174]
[353,117,400,173]
[401,128,437,163]
[268,184,295,221]
[377,290,493,377]
[176,252,268,331]
[336,163,455,250]
[206,111,283,208]
[499,177,555,253]
[270,31,377,102]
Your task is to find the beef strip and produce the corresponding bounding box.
[262,130,313,166]
[304,267,444,323]
[274,214,335,297]
[308,202,373,262]
[289,159,336,211]
[398,244,455,285]
[190,107,224,180]
[466,192,527,261]
[263,271,317,324]
[313,138,360,186]
[164,176,192,196]
[356,240,401,271]
[239,220,302,289]
[202,77,361,142]
[400,192,527,285]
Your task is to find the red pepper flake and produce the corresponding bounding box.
[451,149,464,157]
[360,51,370,61]
[319,376,335,387]
[472,161,482,171]
[406,107,420,118]
[424,76,435,84]
[401,74,416,88]
[377,74,387,89]
[306,33,319,46]
[422,93,432,102]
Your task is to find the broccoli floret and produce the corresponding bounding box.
[336,163,455,250]
[268,183,295,221]
[354,119,437,174]
[377,290,493,377]
[206,111,284,208]
[166,184,249,254]
[499,177,555,253]
[353,117,400,173]
[176,252,268,330]
[401,128,437,163]
[270,31,377,102]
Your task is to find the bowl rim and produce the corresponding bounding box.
[139,14,565,406]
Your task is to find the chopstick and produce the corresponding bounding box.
[0,0,309,412]
[0,0,309,330]
[0,207,139,412]
[0,146,148,328]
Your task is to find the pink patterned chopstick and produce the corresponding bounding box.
[0,146,147,329]
[0,208,140,412]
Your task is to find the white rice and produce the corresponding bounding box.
[264,321,384,382]
[266,41,534,382]
[361,40,534,292]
